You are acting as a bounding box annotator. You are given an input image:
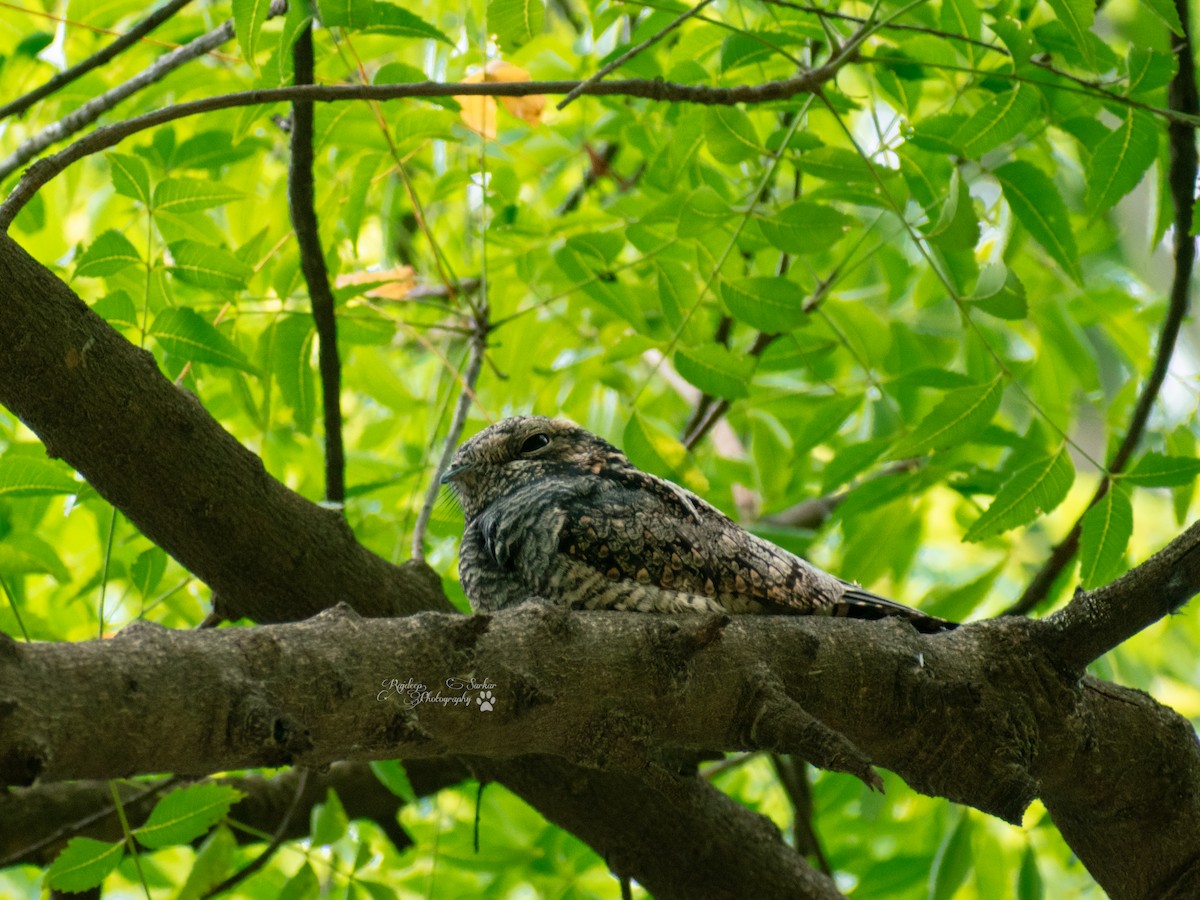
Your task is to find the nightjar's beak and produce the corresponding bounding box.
[440,463,469,485]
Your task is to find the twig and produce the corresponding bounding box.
[749,0,1002,54]
[201,768,310,898]
[411,312,489,562]
[682,332,778,450]
[1005,3,1198,617]
[557,0,718,110]
[0,0,194,123]
[771,755,832,876]
[0,68,842,231]
[0,0,286,182]
[288,24,345,506]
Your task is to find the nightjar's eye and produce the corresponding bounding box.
[519,433,551,455]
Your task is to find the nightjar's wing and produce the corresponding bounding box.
[555,466,956,631]
[551,465,847,615]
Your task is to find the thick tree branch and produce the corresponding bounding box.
[468,754,845,900]
[0,233,445,623]
[288,25,345,506]
[0,0,194,123]
[1008,0,1198,616]
[1,598,1198,898]
[1038,517,1200,672]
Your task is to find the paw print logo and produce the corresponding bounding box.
[476,690,495,712]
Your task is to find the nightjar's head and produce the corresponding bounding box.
[441,416,629,520]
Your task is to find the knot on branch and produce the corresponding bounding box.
[642,613,731,687]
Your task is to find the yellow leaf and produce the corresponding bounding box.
[455,61,543,138]
[336,266,417,301]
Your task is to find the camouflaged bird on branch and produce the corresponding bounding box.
[443,415,955,634]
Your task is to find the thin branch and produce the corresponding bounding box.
[288,24,345,506]
[680,315,733,445]
[771,755,832,876]
[0,1,286,182]
[1037,516,1200,673]
[558,0,718,109]
[682,332,778,450]
[748,0,1003,54]
[0,0,194,123]
[0,68,842,231]
[201,768,310,899]
[1005,2,1198,617]
[411,312,489,562]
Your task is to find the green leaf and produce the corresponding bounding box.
[677,186,730,237]
[311,788,349,845]
[720,277,807,333]
[926,168,979,251]
[76,230,142,277]
[279,862,321,900]
[276,1,314,84]
[167,240,254,290]
[108,153,152,206]
[93,291,140,330]
[704,107,760,164]
[758,201,853,255]
[1017,844,1045,900]
[0,532,71,582]
[891,377,1003,457]
[939,0,981,41]
[1126,47,1177,96]
[930,810,974,900]
[674,345,754,399]
[136,784,244,850]
[317,0,451,43]
[131,547,167,599]
[488,0,544,48]
[719,31,809,72]
[1140,0,1184,35]
[994,161,1082,284]
[371,760,419,803]
[1121,452,1200,487]
[965,447,1075,542]
[954,83,1039,158]
[965,263,1027,319]
[1086,110,1158,216]
[267,315,318,432]
[1044,0,1095,67]
[798,146,876,182]
[232,0,272,71]
[151,307,257,373]
[1079,485,1132,589]
[153,178,245,215]
[924,561,1006,621]
[0,456,78,496]
[178,826,237,900]
[623,411,708,493]
[46,837,124,892]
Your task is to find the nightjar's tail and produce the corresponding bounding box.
[832,586,958,634]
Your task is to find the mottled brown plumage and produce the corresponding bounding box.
[442,416,954,632]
